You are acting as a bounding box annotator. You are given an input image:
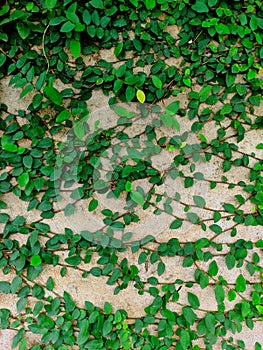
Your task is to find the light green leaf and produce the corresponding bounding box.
[152,75,162,89]
[30,255,42,267]
[18,173,29,188]
[166,101,180,115]
[146,0,156,10]
[45,0,57,10]
[187,212,200,224]
[70,39,81,58]
[125,181,132,192]
[131,191,144,206]
[74,121,85,140]
[193,195,206,208]
[56,109,70,123]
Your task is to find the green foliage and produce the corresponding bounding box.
[0,0,262,349]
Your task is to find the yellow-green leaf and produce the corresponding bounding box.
[136,89,145,103]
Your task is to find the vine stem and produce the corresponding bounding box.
[42,24,50,74]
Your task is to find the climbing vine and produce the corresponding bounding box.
[0,0,263,349]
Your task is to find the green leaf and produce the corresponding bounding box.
[23,155,33,169]
[240,13,247,26]
[125,181,132,192]
[11,276,22,294]
[226,73,235,87]
[216,23,230,35]
[16,22,30,39]
[192,1,209,13]
[129,0,138,7]
[88,198,98,212]
[136,89,146,103]
[221,103,232,115]
[208,261,218,276]
[93,180,109,191]
[235,274,246,292]
[102,319,112,337]
[0,281,10,294]
[0,308,10,330]
[225,254,236,270]
[104,301,112,314]
[248,95,261,107]
[45,0,57,10]
[188,292,200,309]
[193,195,206,208]
[90,0,104,9]
[0,53,6,67]
[70,39,81,58]
[60,21,75,32]
[209,224,222,234]
[131,191,144,206]
[179,329,190,349]
[208,0,218,6]
[64,291,76,312]
[44,86,63,105]
[46,277,54,291]
[56,109,70,123]
[111,222,125,231]
[2,143,18,152]
[78,319,89,346]
[0,213,10,223]
[152,75,162,89]
[166,101,180,115]
[145,0,156,10]
[250,15,258,31]
[30,255,42,267]
[182,306,197,326]
[157,262,165,276]
[65,255,82,266]
[113,105,135,118]
[223,203,235,213]
[228,289,236,302]
[123,231,132,241]
[74,121,85,140]
[12,328,25,348]
[205,313,216,333]
[170,218,183,229]
[114,42,123,58]
[126,86,135,101]
[16,298,27,312]
[187,212,200,224]
[35,71,46,90]
[17,173,29,187]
